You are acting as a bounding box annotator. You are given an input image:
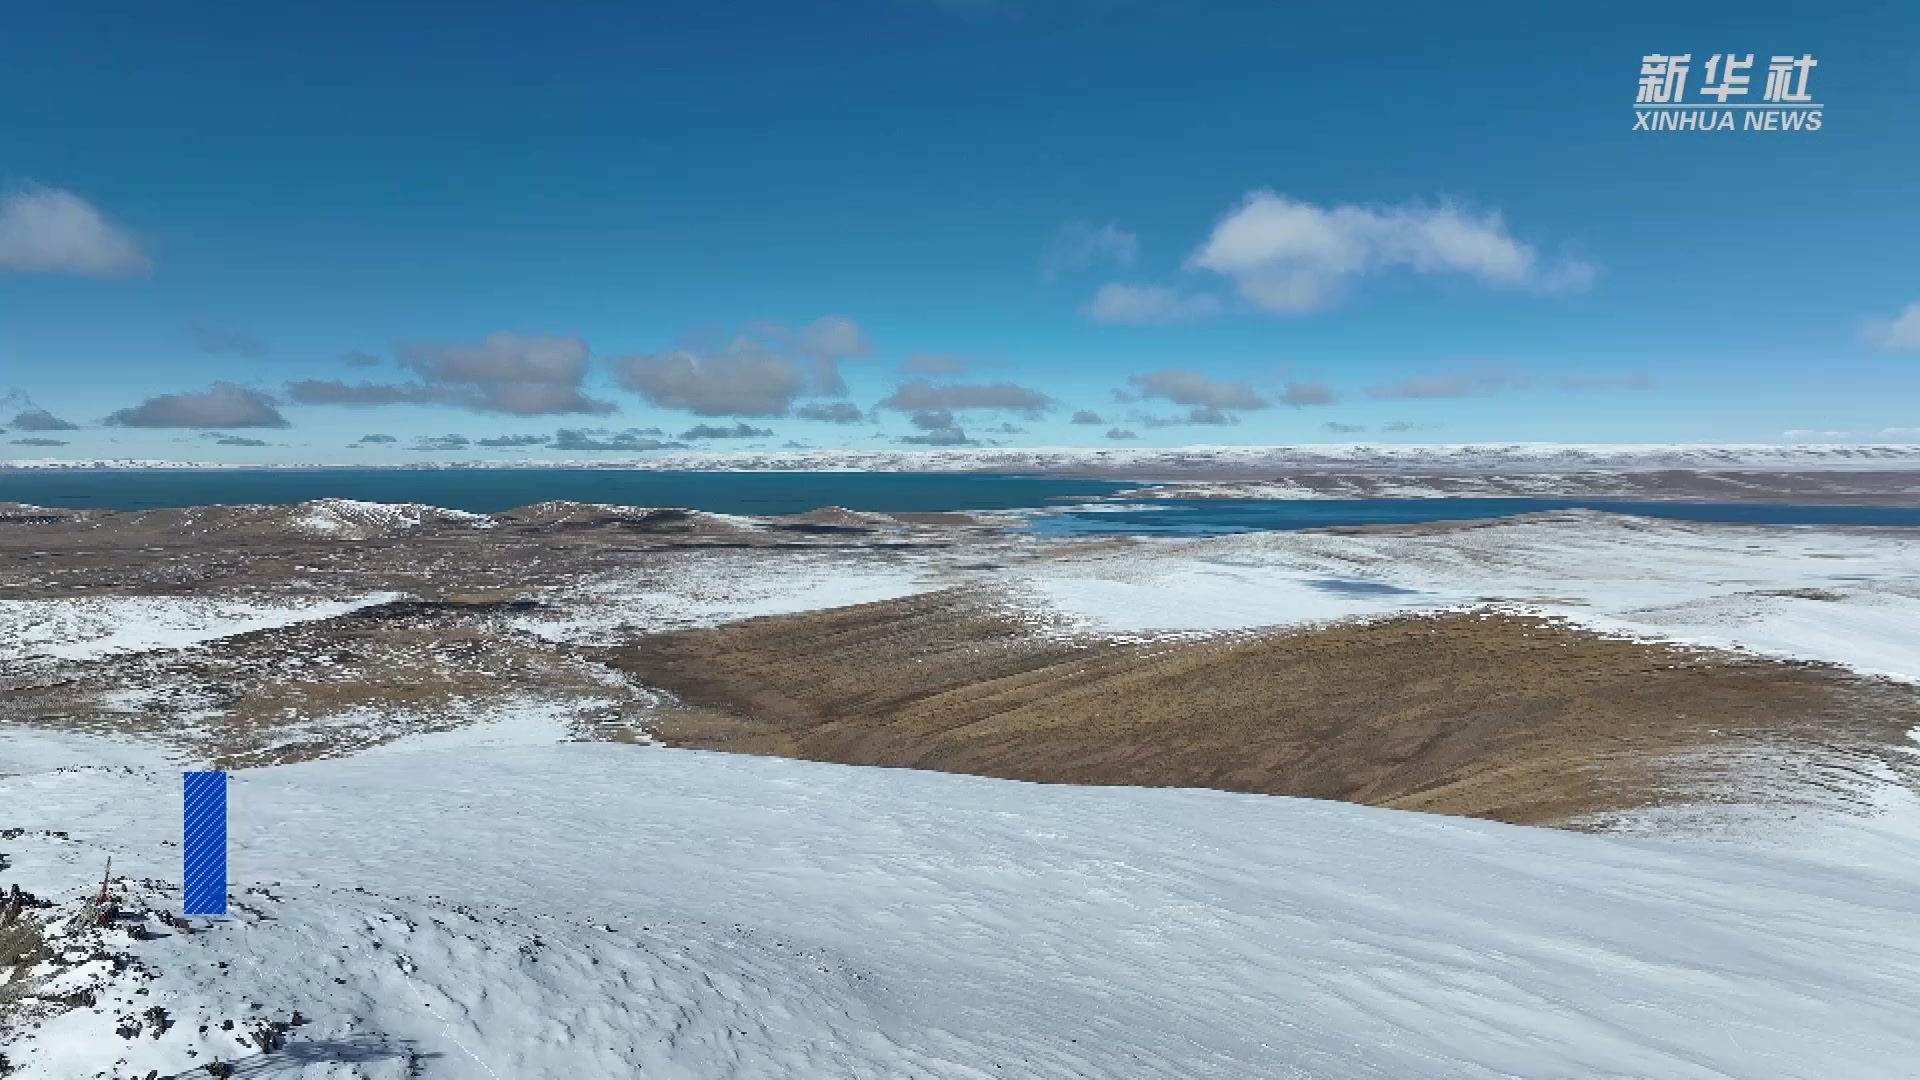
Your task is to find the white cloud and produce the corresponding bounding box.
[743,315,872,395]
[903,352,970,375]
[796,401,866,424]
[0,187,151,276]
[1186,190,1593,314]
[398,332,613,416]
[1126,369,1266,410]
[1367,363,1529,400]
[1043,222,1139,279]
[191,323,269,360]
[1863,302,1920,350]
[796,314,872,360]
[612,317,875,417]
[294,332,614,416]
[1281,381,1334,406]
[1084,284,1222,325]
[615,336,809,418]
[877,379,1053,417]
[106,382,287,428]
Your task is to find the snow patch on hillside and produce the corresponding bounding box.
[0,592,403,664]
[291,498,496,539]
[1010,512,1920,679]
[1009,566,1434,641]
[512,551,936,643]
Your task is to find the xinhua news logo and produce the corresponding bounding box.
[1634,53,1822,132]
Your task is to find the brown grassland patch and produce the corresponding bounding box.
[613,593,1920,827]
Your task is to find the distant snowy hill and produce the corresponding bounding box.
[6,442,1920,475]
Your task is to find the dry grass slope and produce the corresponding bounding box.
[615,592,1920,827]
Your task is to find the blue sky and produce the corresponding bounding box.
[2,0,1916,463]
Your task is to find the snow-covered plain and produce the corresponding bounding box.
[5,508,1920,1076]
[0,592,402,665]
[1007,512,1920,680]
[496,510,1920,682]
[3,725,1918,1079]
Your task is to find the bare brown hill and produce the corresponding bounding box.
[611,593,1920,827]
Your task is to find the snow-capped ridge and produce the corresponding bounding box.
[9,442,1920,475]
[286,498,495,539]
[493,500,760,532]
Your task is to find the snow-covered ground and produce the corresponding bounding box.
[498,510,1920,682]
[1007,512,1920,680]
[1,723,1915,1078]
[510,549,939,644]
[4,508,1919,1076]
[0,592,402,665]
